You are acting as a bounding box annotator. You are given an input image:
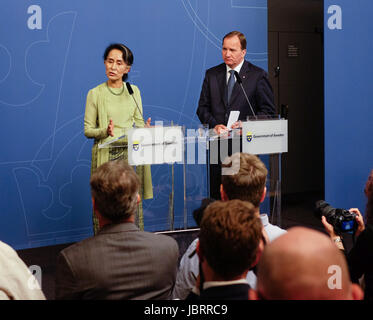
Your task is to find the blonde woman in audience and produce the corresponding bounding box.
[0,241,45,300]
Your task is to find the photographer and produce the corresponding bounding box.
[321,170,373,301]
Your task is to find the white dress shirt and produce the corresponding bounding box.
[226,59,245,83]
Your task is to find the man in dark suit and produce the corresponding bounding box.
[55,160,179,300]
[197,31,276,199]
[186,200,264,300]
[197,30,275,133]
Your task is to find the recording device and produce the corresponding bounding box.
[315,200,357,234]
[126,82,145,125]
[234,71,257,119]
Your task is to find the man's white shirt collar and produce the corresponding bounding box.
[191,278,249,296]
[226,59,245,82]
[203,279,249,290]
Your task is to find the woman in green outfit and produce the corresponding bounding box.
[84,43,153,234]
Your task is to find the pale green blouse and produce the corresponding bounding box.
[84,81,153,199]
[84,82,144,141]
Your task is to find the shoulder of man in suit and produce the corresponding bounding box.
[245,61,267,74]
[206,63,226,74]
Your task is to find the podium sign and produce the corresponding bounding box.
[242,119,288,155]
[127,126,184,165]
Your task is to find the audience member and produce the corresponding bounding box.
[250,227,363,300]
[187,200,263,300]
[55,160,179,300]
[0,241,45,300]
[172,152,286,299]
[322,169,373,301]
[221,152,286,242]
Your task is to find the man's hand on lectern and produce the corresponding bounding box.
[231,121,242,129]
[214,124,228,135]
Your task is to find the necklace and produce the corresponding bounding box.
[106,82,124,96]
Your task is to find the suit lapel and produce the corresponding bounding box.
[239,60,250,83]
[216,65,228,109]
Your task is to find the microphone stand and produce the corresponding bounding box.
[234,71,257,120]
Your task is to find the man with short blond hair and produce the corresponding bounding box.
[172,152,286,300]
[221,152,267,207]
[220,152,285,243]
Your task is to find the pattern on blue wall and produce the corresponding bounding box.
[324,1,373,213]
[0,0,268,249]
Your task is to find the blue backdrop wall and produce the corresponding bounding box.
[324,1,373,214]
[0,0,269,249]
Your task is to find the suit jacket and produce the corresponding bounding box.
[55,223,179,300]
[187,283,250,300]
[196,61,276,128]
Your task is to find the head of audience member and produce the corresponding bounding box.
[222,31,247,69]
[221,152,267,209]
[364,169,373,226]
[90,160,140,228]
[250,227,364,300]
[197,200,264,282]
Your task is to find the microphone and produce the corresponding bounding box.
[126,82,145,125]
[126,81,134,95]
[234,71,257,119]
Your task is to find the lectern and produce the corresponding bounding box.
[98,118,287,231]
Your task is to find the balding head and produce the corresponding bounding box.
[254,227,363,300]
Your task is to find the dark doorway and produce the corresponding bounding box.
[267,0,324,229]
[268,0,324,199]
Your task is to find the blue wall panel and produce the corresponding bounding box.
[0,0,268,249]
[324,1,373,213]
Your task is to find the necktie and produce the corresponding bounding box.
[227,70,235,104]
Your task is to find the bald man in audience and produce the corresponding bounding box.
[249,227,364,300]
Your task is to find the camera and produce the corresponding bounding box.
[315,200,357,234]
